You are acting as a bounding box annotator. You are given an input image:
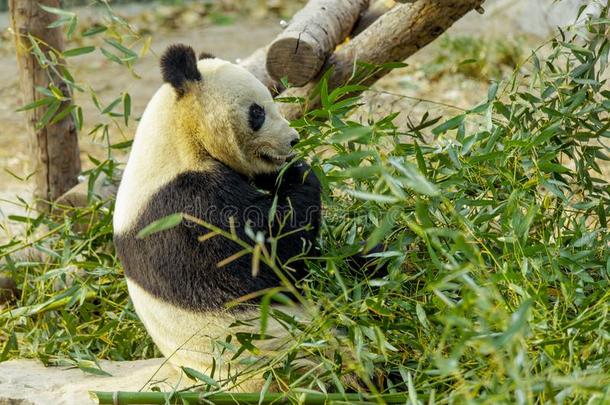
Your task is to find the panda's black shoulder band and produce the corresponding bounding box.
[160,44,202,97]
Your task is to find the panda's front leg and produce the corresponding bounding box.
[254,160,320,199]
[255,160,321,234]
[251,161,321,274]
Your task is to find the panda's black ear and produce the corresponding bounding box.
[160,44,202,97]
[198,51,215,60]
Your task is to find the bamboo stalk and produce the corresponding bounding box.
[92,391,411,404]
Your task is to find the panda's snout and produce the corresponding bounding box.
[288,128,299,148]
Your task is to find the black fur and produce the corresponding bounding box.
[198,51,215,60]
[248,103,266,131]
[160,44,202,97]
[114,161,321,312]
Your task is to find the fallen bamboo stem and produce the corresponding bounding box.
[92,391,411,405]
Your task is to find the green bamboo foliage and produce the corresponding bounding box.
[1,2,610,404]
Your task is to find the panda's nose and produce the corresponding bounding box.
[290,138,299,147]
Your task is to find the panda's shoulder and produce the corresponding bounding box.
[171,163,247,192]
[154,163,256,206]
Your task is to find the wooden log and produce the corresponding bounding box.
[241,0,407,94]
[279,0,486,121]
[238,46,284,94]
[352,0,396,37]
[10,0,81,207]
[352,1,415,36]
[265,0,369,87]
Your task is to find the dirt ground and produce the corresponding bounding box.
[0,2,599,221]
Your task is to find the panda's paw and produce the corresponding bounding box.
[252,171,280,192]
[283,160,310,184]
[255,161,319,194]
[282,160,320,191]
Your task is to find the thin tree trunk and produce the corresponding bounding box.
[10,0,80,207]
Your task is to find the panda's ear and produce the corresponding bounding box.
[160,44,202,97]
[198,51,215,60]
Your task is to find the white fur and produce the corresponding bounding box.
[115,85,178,234]
[114,56,304,390]
[127,279,303,391]
[114,58,297,234]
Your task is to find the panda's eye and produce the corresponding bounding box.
[248,103,265,132]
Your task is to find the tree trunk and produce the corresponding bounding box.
[10,0,81,207]
[279,0,485,121]
[265,0,369,86]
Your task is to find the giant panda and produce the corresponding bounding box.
[113,44,321,390]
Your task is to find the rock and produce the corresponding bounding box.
[51,265,88,292]
[0,358,181,405]
[54,172,119,210]
[52,172,120,233]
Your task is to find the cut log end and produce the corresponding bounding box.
[266,37,323,86]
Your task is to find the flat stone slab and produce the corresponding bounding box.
[0,358,181,405]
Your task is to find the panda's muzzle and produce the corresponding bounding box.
[258,151,296,165]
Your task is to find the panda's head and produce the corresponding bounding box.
[160,44,298,176]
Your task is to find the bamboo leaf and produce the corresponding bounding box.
[49,104,76,126]
[39,4,75,18]
[82,25,107,36]
[103,39,138,60]
[123,92,131,126]
[16,97,54,112]
[35,100,61,129]
[181,367,220,388]
[433,114,466,136]
[63,46,95,58]
[137,214,183,239]
[389,158,439,196]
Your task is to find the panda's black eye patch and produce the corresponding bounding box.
[248,103,265,132]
